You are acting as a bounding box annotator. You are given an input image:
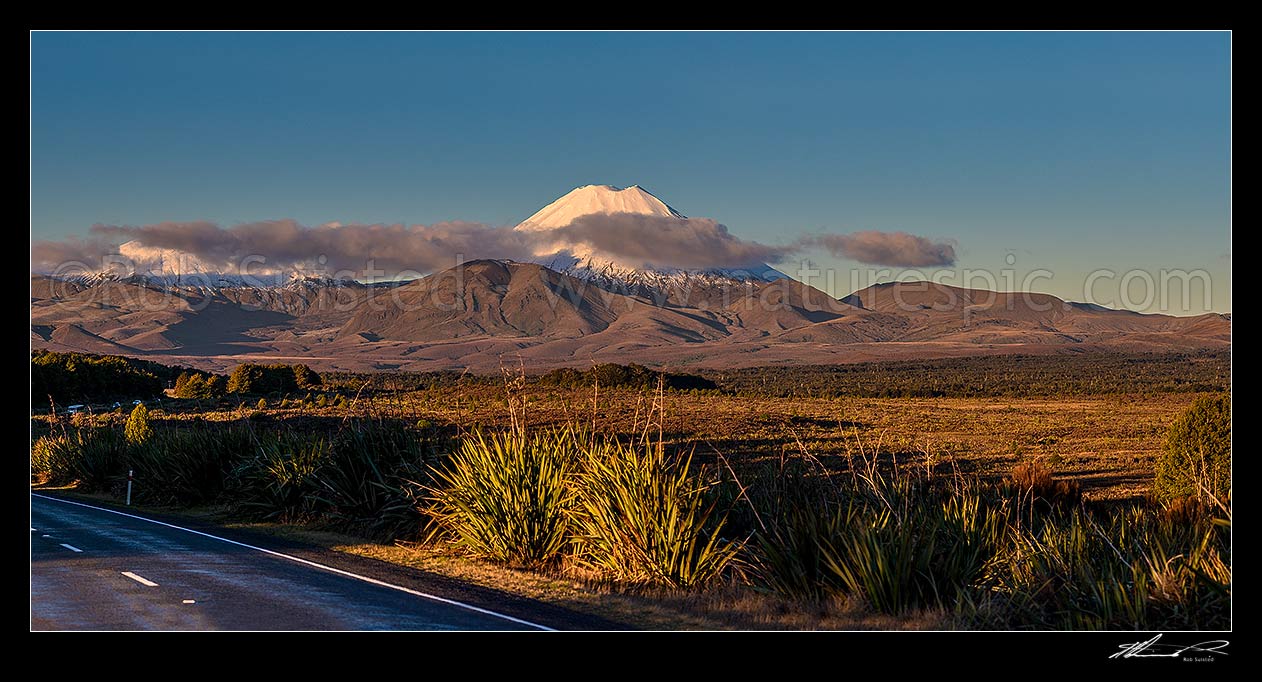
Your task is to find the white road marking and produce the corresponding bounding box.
[32,494,553,631]
[31,527,37,531]
[121,571,159,587]
[42,534,51,538]
[60,543,83,553]
[182,599,196,604]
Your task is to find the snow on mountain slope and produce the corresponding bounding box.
[515,184,683,231]
[514,184,785,289]
[78,240,353,290]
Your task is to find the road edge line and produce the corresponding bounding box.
[32,493,555,631]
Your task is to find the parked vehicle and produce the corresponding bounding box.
[66,404,85,415]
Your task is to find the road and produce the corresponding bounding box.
[31,493,581,631]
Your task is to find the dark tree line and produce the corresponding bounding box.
[536,363,717,391]
[703,351,1230,398]
[173,371,227,399]
[32,351,164,405]
[31,351,325,405]
[225,363,322,396]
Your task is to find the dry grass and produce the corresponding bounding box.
[47,388,1208,502]
[232,521,948,630]
[1005,460,1083,509]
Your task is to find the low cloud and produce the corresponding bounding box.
[805,231,957,267]
[549,213,792,269]
[32,214,792,278]
[31,236,119,273]
[56,220,539,278]
[31,215,957,279]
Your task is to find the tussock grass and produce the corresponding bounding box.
[426,427,578,568]
[1003,460,1083,514]
[424,426,743,587]
[230,434,328,522]
[33,428,126,490]
[979,501,1230,629]
[737,433,1228,628]
[742,456,846,602]
[315,421,436,539]
[127,426,257,506]
[572,438,741,588]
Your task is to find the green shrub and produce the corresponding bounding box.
[705,352,1229,399]
[184,374,208,398]
[227,363,323,396]
[124,403,153,445]
[175,371,226,399]
[572,438,741,588]
[292,364,322,389]
[427,428,577,567]
[1155,394,1230,503]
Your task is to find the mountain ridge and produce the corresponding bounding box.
[30,260,1230,374]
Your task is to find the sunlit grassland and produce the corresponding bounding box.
[36,385,1208,502]
[30,374,1229,630]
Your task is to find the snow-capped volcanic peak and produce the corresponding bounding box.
[514,184,684,232]
[514,184,782,286]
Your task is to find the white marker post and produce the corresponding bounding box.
[126,469,133,506]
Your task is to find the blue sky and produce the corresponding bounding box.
[30,31,1230,313]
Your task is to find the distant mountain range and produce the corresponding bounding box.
[30,260,1229,374]
[30,183,1229,373]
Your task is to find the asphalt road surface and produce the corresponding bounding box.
[31,493,592,631]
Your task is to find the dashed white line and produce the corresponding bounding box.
[33,493,553,631]
[42,534,51,538]
[59,543,83,553]
[31,527,37,532]
[182,599,196,604]
[121,571,159,587]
